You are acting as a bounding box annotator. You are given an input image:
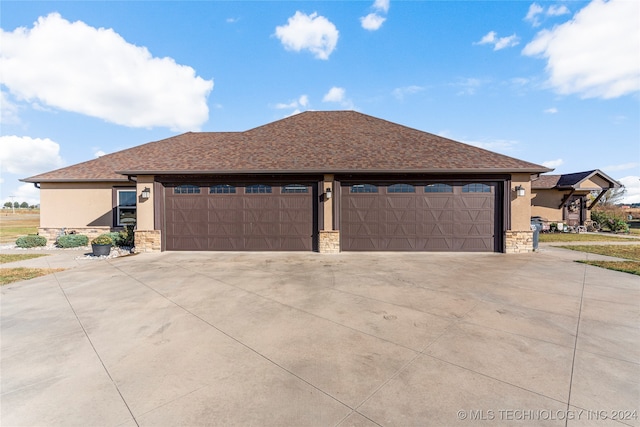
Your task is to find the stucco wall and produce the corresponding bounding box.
[509,173,532,231]
[136,176,155,230]
[40,182,133,228]
[531,189,565,222]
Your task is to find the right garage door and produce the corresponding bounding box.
[341,182,497,251]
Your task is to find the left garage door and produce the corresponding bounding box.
[165,184,314,251]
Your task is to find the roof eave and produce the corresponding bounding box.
[117,167,552,176]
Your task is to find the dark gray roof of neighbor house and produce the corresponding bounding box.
[532,169,622,190]
[22,111,551,183]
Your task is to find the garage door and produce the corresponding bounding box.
[165,183,314,251]
[341,182,497,251]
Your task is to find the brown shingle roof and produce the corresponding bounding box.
[532,169,621,189]
[23,111,550,182]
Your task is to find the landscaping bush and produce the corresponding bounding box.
[118,225,135,247]
[105,232,122,246]
[15,235,47,248]
[57,234,89,248]
[91,234,114,246]
[591,209,630,233]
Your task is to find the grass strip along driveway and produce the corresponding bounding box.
[540,233,638,243]
[0,254,63,286]
[558,244,640,276]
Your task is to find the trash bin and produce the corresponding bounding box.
[530,223,540,251]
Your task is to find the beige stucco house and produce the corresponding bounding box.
[531,170,621,227]
[22,111,551,253]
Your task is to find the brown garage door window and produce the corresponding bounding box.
[424,183,453,193]
[210,184,236,194]
[462,183,491,193]
[246,184,272,194]
[388,184,415,193]
[174,185,201,194]
[351,184,378,193]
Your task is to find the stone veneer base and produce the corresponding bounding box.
[134,230,161,253]
[505,230,534,253]
[319,230,340,253]
[38,227,111,245]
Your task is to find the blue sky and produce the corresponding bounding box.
[1,0,639,205]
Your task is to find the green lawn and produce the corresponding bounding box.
[0,254,48,264]
[539,233,637,243]
[0,267,65,285]
[557,244,640,276]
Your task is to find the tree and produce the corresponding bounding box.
[3,202,11,208]
[597,187,626,207]
[20,202,28,208]
[13,202,19,208]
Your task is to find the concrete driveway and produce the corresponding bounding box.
[2,248,639,426]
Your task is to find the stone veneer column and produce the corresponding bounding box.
[319,230,340,254]
[505,230,534,253]
[319,174,340,253]
[134,230,161,253]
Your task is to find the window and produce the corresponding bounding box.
[174,185,201,194]
[210,185,236,194]
[350,184,378,193]
[117,190,136,226]
[462,183,491,193]
[424,184,453,193]
[246,184,272,194]
[388,184,415,193]
[282,184,308,193]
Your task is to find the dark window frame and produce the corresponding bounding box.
[424,183,453,193]
[350,184,378,193]
[387,183,416,193]
[462,183,492,193]
[281,184,309,194]
[245,184,272,194]
[174,185,201,194]
[209,184,236,194]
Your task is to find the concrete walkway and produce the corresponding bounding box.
[1,247,638,426]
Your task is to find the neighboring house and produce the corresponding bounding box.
[22,111,550,253]
[531,170,622,226]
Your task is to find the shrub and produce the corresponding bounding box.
[118,225,135,247]
[57,234,89,248]
[591,208,630,233]
[105,232,122,246]
[16,235,47,248]
[91,234,113,245]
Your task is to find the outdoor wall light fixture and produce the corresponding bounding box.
[141,187,151,199]
[325,187,332,199]
[515,185,525,197]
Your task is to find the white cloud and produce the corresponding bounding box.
[323,87,345,103]
[392,85,424,100]
[94,149,106,158]
[542,158,564,169]
[373,0,390,13]
[544,107,558,114]
[525,3,544,27]
[274,94,309,110]
[523,0,640,99]
[0,135,64,176]
[475,31,519,50]
[463,139,519,153]
[274,12,339,60]
[0,13,213,131]
[603,162,639,172]
[455,77,483,96]
[525,3,570,27]
[226,17,239,24]
[360,0,389,31]
[4,183,41,206]
[322,87,354,109]
[360,13,386,31]
[547,5,570,16]
[0,91,21,125]
[618,176,640,204]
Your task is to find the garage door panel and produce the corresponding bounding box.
[166,184,313,251]
[342,182,497,252]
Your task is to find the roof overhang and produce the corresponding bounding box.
[116,168,552,176]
